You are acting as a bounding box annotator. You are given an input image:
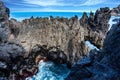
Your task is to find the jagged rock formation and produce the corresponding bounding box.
[0,1,25,80]
[80,7,111,48]
[65,20,120,80]
[111,5,120,16]
[0,1,9,22]
[19,15,90,63]
[17,7,111,65]
[0,1,114,80]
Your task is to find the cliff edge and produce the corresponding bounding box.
[65,19,120,80]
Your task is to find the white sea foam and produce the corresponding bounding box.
[85,41,99,50]
[26,60,70,80]
[108,16,120,30]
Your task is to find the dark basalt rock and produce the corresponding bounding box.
[31,44,68,64]
[65,20,120,80]
[82,7,111,49]
[0,1,9,22]
[94,7,111,33]
[0,42,25,80]
[0,22,11,43]
[111,5,120,16]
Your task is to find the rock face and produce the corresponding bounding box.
[17,7,111,65]
[19,16,90,64]
[80,7,111,48]
[0,1,115,80]
[0,1,9,22]
[65,21,120,80]
[111,5,120,16]
[0,1,25,80]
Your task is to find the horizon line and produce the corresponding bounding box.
[10,10,95,13]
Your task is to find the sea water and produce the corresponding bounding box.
[10,12,85,21]
[26,60,70,80]
[108,16,120,30]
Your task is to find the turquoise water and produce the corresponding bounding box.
[26,60,70,80]
[10,12,86,21]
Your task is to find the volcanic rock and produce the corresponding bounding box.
[18,7,111,64]
[111,5,120,16]
[65,19,120,80]
[0,1,9,22]
[0,1,117,80]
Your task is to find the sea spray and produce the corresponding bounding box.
[26,60,70,80]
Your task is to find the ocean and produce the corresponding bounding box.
[10,12,87,21]
[26,60,70,80]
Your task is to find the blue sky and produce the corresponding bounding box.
[1,0,120,12]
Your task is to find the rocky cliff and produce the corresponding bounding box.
[0,1,25,80]
[65,19,120,80]
[111,5,120,16]
[16,7,111,65]
[0,1,114,80]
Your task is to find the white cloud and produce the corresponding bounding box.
[23,0,109,7]
[81,0,107,6]
[11,7,94,12]
[23,0,67,6]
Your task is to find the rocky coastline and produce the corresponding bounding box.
[0,1,120,80]
[111,5,120,16]
[65,18,120,80]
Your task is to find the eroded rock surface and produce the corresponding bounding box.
[111,5,120,16]
[0,1,9,22]
[17,7,111,65]
[65,20,120,80]
[0,1,117,80]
